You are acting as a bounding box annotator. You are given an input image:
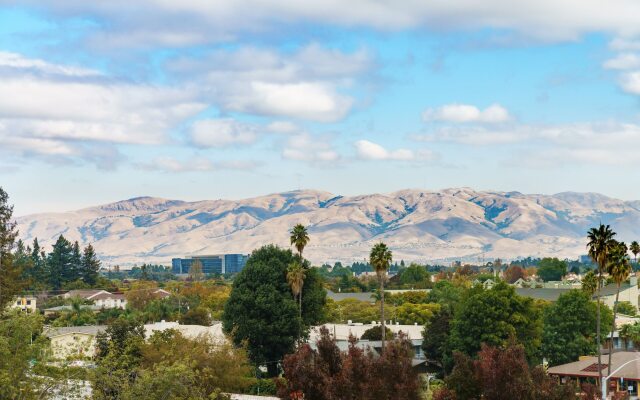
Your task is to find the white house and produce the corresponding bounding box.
[10,296,37,313]
[600,275,639,310]
[63,289,127,309]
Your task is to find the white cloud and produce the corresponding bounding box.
[354,140,434,161]
[0,52,206,167]
[24,1,640,47]
[422,104,510,123]
[137,156,260,173]
[620,71,640,94]
[190,119,259,148]
[168,45,370,122]
[603,53,640,70]
[282,133,340,163]
[266,121,300,134]
[416,121,640,166]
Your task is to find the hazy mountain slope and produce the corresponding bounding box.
[15,189,640,266]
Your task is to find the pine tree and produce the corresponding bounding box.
[81,244,101,286]
[0,187,23,308]
[47,235,74,289]
[71,240,82,282]
[30,238,48,288]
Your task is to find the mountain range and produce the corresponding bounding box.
[15,188,640,266]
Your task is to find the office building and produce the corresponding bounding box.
[171,254,249,275]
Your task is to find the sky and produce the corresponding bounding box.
[2,1,640,215]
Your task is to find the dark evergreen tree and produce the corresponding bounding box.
[81,244,101,286]
[0,187,23,308]
[30,238,48,288]
[47,235,74,289]
[71,241,82,282]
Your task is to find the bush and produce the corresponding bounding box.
[360,325,394,341]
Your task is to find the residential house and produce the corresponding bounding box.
[600,275,639,310]
[548,351,640,397]
[46,325,105,360]
[10,296,37,313]
[63,289,127,309]
[45,321,227,360]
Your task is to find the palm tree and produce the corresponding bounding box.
[586,223,617,381]
[369,242,392,353]
[290,224,310,259]
[631,241,640,264]
[287,260,306,321]
[607,241,632,370]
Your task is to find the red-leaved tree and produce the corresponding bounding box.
[278,327,420,400]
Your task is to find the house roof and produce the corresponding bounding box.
[90,292,125,301]
[326,290,375,303]
[515,288,572,302]
[548,351,640,380]
[309,323,424,341]
[44,305,102,312]
[600,282,632,297]
[64,289,109,299]
[45,325,107,338]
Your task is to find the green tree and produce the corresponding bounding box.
[395,302,440,325]
[71,240,82,282]
[289,224,310,258]
[179,307,212,326]
[0,187,23,308]
[360,325,394,341]
[542,290,613,366]
[587,223,617,383]
[536,257,567,281]
[615,301,636,316]
[398,263,430,286]
[222,245,325,376]
[30,238,48,288]
[607,241,632,369]
[287,260,306,321]
[581,270,598,296]
[449,282,542,362]
[188,259,203,281]
[422,307,453,374]
[81,244,101,286]
[369,242,392,353]
[47,235,74,289]
[0,311,47,399]
[426,280,464,312]
[631,241,640,264]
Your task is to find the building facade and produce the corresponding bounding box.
[171,254,249,275]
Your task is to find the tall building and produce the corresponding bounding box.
[171,254,249,275]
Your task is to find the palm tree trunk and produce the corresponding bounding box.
[596,270,602,383]
[299,286,303,321]
[380,275,385,354]
[608,285,621,371]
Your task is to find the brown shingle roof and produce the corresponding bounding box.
[549,351,640,380]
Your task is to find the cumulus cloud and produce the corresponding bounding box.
[167,45,370,122]
[190,119,259,148]
[137,156,260,173]
[354,140,435,161]
[422,104,510,123]
[282,133,340,163]
[20,1,640,47]
[0,51,206,167]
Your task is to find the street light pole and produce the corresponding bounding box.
[601,357,640,400]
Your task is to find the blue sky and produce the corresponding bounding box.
[2,2,640,215]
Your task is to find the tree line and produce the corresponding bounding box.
[14,235,102,290]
